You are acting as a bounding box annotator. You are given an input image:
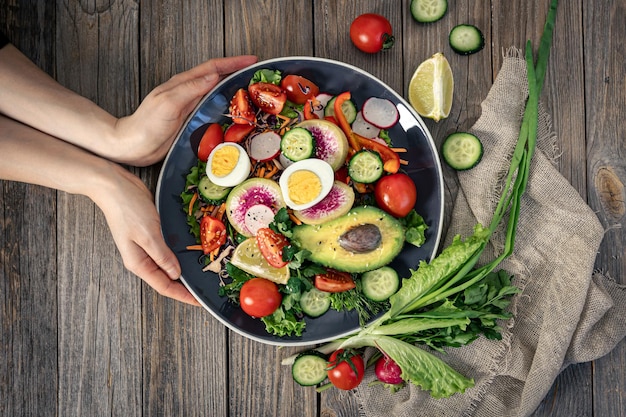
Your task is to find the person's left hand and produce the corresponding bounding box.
[112,55,257,166]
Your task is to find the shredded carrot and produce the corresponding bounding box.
[353,181,369,194]
[264,164,279,178]
[215,202,227,221]
[391,147,408,153]
[188,192,198,216]
[258,165,266,177]
[400,158,409,165]
[288,212,302,225]
[186,244,203,251]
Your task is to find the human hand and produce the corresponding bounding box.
[95,162,199,306]
[112,55,257,166]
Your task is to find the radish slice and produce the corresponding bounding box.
[248,131,281,162]
[244,204,275,235]
[362,97,399,129]
[312,93,333,119]
[351,111,381,139]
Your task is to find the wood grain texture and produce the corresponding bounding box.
[0,1,624,416]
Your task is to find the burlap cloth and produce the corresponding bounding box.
[355,50,626,416]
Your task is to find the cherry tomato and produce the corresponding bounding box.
[374,173,417,218]
[229,88,256,124]
[314,269,356,293]
[247,82,287,115]
[256,227,290,268]
[224,123,255,143]
[239,278,282,318]
[197,123,224,162]
[327,349,365,390]
[200,216,227,254]
[349,13,395,54]
[280,75,320,105]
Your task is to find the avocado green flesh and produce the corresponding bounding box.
[291,206,405,273]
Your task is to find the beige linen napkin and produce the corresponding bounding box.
[355,50,626,417]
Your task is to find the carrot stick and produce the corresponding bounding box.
[188,192,198,216]
[186,244,203,251]
[288,212,302,225]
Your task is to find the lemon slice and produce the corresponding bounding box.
[408,52,454,122]
[230,238,290,284]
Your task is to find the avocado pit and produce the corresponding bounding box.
[338,223,382,254]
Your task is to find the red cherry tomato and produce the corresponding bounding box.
[374,173,417,218]
[197,123,224,162]
[256,228,290,268]
[224,123,255,143]
[349,13,395,54]
[280,75,320,105]
[239,278,282,318]
[229,88,256,124]
[314,269,356,293]
[327,349,365,390]
[200,216,227,254]
[247,82,287,115]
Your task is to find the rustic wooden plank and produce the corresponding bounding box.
[139,0,230,416]
[583,1,626,416]
[0,2,58,416]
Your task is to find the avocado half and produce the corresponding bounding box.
[291,205,405,273]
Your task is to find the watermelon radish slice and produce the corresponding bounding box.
[293,181,355,225]
[362,97,399,129]
[244,204,276,235]
[351,111,381,139]
[312,93,333,119]
[248,131,281,162]
[225,178,285,237]
[295,119,349,171]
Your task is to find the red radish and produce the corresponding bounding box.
[375,355,403,385]
[351,111,380,139]
[248,131,281,162]
[244,204,276,235]
[362,97,399,129]
[312,93,333,119]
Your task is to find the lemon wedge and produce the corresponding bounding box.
[408,52,454,122]
[230,238,290,284]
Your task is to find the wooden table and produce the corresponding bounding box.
[1,1,624,416]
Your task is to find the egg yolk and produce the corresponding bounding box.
[211,146,239,177]
[288,170,322,205]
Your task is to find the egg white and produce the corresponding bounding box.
[279,158,334,210]
[206,142,251,187]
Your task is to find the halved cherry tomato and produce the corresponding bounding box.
[256,227,289,268]
[374,173,417,218]
[229,88,256,124]
[200,216,227,254]
[314,269,356,293]
[327,349,365,390]
[197,123,224,162]
[280,75,320,105]
[239,278,282,318]
[350,13,395,54]
[334,166,349,184]
[224,123,255,143]
[248,82,287,115]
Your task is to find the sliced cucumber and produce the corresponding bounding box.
[441,132,483,170]
[348,149,383,184]
[198,175,231,203]
[300,287,331,317]
[324,96,357,124]
[410,0,448,23]
[281,127,315,162]
[292,351,328,386]
[361,266,400,302]
[449,24,485,55]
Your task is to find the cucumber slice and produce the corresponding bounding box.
[324,96,357,124]
[198,175,231,203]
[348,149,383,184]
[361,266,399,302]
[300,288,331,317]
[281,127,314,162]
[441,132,483,170]
[292,351,328,386]
[410,0,448,23]
[449,24,485,55]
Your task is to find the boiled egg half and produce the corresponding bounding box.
[206,142,251,187]
[279,158,334,210]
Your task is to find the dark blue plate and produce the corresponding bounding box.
[156,57,444,346]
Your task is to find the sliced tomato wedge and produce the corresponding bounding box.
[200,216,227,254]
[197,123,224,162]
[224,123,255,143]
[314,269,356,293]
[229,88,256,124]
[256,227,290,268]
[248,82,287,115]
